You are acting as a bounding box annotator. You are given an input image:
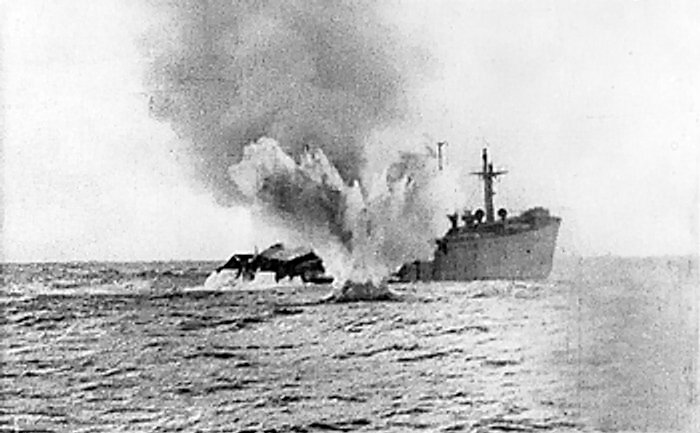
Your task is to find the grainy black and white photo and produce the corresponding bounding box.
[1,1,698,432]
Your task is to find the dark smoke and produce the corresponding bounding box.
[144,0,421,204]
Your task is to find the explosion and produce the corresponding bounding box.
[226,137,457,298]
[144,0,456,295]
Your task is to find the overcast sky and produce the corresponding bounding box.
[2,0,698,261]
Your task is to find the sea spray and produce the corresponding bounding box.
[227,137,453,300]
[228,137,349,242]
[143,0,437,298]
[323,181,395,301]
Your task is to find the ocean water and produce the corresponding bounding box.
[1,257,697,433]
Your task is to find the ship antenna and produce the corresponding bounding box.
[437,141,448,171]
[471,148,507,223]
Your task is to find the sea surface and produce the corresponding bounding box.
[1,257,697,433]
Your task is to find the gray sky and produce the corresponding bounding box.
[2,0,698,261]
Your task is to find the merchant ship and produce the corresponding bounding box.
[395,148,561,281]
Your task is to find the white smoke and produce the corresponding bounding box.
[228,137,299,199]
[228,136,461,289]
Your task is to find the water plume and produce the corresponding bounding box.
[144,0,445,291]
[228,137,458,295]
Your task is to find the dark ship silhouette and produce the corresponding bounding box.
[395,148,561,282]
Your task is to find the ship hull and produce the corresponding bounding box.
[431,218,561,281]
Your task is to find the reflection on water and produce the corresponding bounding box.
[1,257,697,432]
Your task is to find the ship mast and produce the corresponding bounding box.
[471,148,507,223]
[436,141,447,171]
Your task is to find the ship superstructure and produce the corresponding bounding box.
[396,148,561,281]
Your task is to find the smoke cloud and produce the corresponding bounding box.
[144,0,420,203]
[144,0,445,282]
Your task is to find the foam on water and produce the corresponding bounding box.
[324,279,400,303]
[201,270,309,292]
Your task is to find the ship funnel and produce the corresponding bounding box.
[461,210,473,227]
